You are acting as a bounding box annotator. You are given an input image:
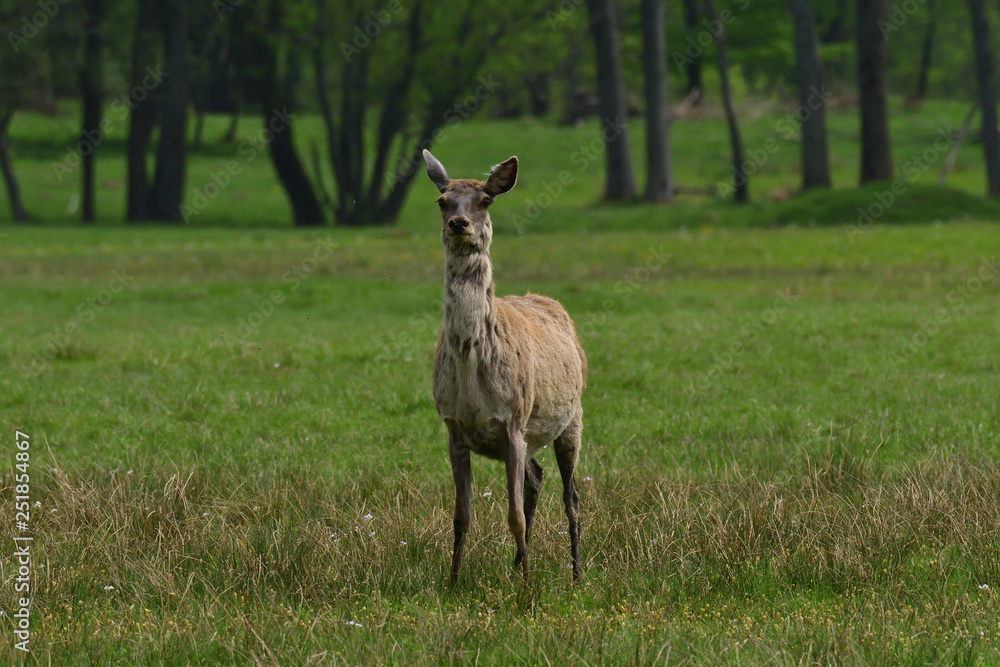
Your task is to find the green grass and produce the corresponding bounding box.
[1,220,999,664]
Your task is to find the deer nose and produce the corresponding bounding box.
[448,217,470,234]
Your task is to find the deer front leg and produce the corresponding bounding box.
[448,426,472,584]
[505,429,529,581]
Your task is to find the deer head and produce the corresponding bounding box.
[423,150,518,252]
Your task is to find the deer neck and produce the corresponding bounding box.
[443,245,496,354]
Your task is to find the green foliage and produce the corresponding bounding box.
[723,0,795,90]
[0,0,51,109]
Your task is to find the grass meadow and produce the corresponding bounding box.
[1,101,1000,664]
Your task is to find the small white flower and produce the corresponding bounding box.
[369,531,375,536]
[363,513,373,521]
[558,531,567,535]
[346,620,363,628]
[583,476,592,482]
[792,520,797,525]
[51,467,58,473]
[127,470,134,475]
[399,541,407,546]
[49,508,58,513]
[274,363,280,368]
[202,512,210,517]
[252,506,260,511]
[979,584,990,590]
[33,501,41,507]
[981,631,986,637]
[482,491,492,497]
[104,585,115,591]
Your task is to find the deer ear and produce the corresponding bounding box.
[484,156,517,197]
[422,150,450,193]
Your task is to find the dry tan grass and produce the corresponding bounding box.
[2,456,999,664]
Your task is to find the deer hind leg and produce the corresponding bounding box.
[505,429,530,581]
[448,424,472,584]
[554,411,583,581]
[523,458,544,546]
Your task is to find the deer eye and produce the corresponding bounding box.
[437,199,448,209]
[481,196,493,207]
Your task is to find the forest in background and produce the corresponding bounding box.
[1,0,998,227]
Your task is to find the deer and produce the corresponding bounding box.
[422,149,587,584]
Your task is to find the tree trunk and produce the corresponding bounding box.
[913,0,937,101]
[259,2,325,226]
[705,0,747,203]
[939,104,978,185]
[584,0,637,200]
[263,108,326,226]
[559,30,586,124]
[526,74,551,117]
[192,106,205,150]
[681,0,703,102]
[641,0,672,202]
[968,0,1000,195]
[791,0,831,190]
[0,113,30,222]
[223,101,240,143]
[223,55,243,144]
[821,0,851,42]
[221,15,245,144]
[147,0,188,222]
[857,0,893,183]
[319,0,443,225]
[80,0,103,223]
[126,0,158,222]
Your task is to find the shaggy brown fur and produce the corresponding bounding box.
[422,150,587,583]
